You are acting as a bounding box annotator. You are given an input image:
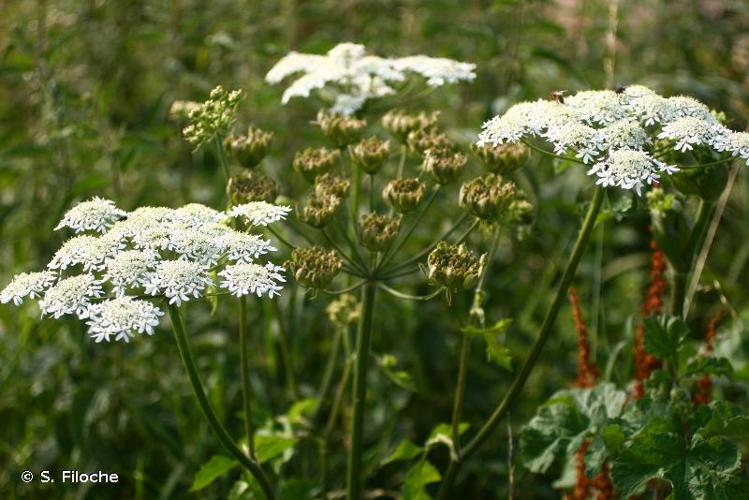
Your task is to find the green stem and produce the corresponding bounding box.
[436,187,605,497]
[377,283,443,301]
[322,355,354,493]
[214,136,231,181]
[239,296,256,459]
[522,139,586,164]
[167,305,275,500]
[672,199,714,317]
[396,144,407,179]
[346,282,377,500]
[314,327,343,423]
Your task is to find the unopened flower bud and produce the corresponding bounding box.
[298,194,343,228]
[287,246,343,289]
[407,129,451,155]
[316,111,366,147]
[224,127,274,169]
[459,174,525,222]
[646,187,679,215]
[326,293,361,326]
[422,146,467,184]
[471,142,529,175]
[427,241,484,290]
[227,171,279,204]
[359,213,402,252]
[293,147,340,183]
[382,109,440,142]
[382,178,426,213]
[315,173,350,199]
[350,137,390,175]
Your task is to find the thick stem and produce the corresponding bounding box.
[346,282,377,500]
[167,305,275,500]
[437,187,604,496]
[239,296,256,459]
[672,199,714,317]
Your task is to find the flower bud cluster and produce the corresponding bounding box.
[427,241,484,290]
[382,109,440,142]
[228,171,279,204]
[182,86,244,147]
[421,146,467,184]
[359,213,402,252]
[472,142,529,175]
[350,137,390,175]
[382,178,426,213]
[293,147,341,182]
[287,246,343,289]
[224,126,273,169]
[326,293,361,326]
[316,111,366,147]
[459,174,529,223]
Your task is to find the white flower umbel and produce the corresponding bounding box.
[0,271,57,305]
[55,197,127,233]
[478,86,747,194]
[218,231,276,263]
[266,42,475,114]
[227,202,292,226]
[103,250,158,296]
[48,234,124,272]
[587,149,678,195]
[173,203,224,227]
[86,297,164,343]
[168,225,228,266]
[144,260,213,305]
[40,274,104,319]
[218,262,286,298]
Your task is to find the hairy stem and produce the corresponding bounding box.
[239,296,256,459]
[346,281,377,500]
[437,186,604,496]
[167,305,275,500]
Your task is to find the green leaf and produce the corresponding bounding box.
[287,398,318,424]
[461,319,512,336]
[401,460,441,500]
[643,316,689,363]
[279,479,316,499]
[378,354,417,391]
[462,319,513,370]
[255,434,296,463]
[190,455,239,492]
[382,439,423,466]
[601,424,625,454]
[682,357,733,378]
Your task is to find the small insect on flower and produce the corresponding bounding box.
[54,196,127,234]
[86,297,164,343]
[0,271,57,305]
[218,262,286,298]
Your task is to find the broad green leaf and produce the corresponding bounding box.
[287,398,318,423]
[643,316,689,363]
[190,455,238,492]
[255,434,296,463]
[682,357,733,378]
[382,439,423,466]
[401,460,441,500]
[601,424,625,454]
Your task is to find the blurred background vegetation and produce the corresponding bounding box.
[1,0,748,498]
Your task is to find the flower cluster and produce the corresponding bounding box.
[1,197,291,343]
[181,85,244,147]
[266,42,475,114]
[478,86,749,194]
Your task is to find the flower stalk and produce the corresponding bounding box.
[168,304,275,500]
[238,296,256,459]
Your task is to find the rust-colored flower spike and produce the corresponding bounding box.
[568,287,599,389]
[633,234,667,399]
[359,213,402,252]
[406,128,451,155]
[422,146,467,185]
[316,110,366,148]
[227,171,279,204]
[326,293,361,327]
[382,178,426,213]
[427,241,484,291]
[471,142,529,175]
[293,147,340,183]
[286,246,342,289]
[314,173,351,199]
[298,193,343,228]
[694,310,724,405]
[382,109,440,142]
[224,126,274,169]
[459,173,527,223]
[350,137,390,175]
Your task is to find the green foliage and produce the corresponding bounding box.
[190,455,239,492]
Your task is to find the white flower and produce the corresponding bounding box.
[598,119,650,151]
[103,250,158,296]
[657,116,722,152]
[218,231,276,263]
[1,271,57,305]
[218,262,286,298]
[661,95,714,122]
[544,121,601,163]
[40,274,104,319]
[173,203,223,226]
[713,130,749,165]
[564,90,625,125]
[55,197,127,233]
[48,234,124,272]
[168,225,229,265]
[266,42,475,114]
[144,260,213,305]
[227,202,292,226]
[86,297,164,343]
[586,149,678,195]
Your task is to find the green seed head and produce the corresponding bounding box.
[314,173,351,200]
[407,129,451,155]
[382,109,440,143]
[359,213,403,252]
[459,174,528,223]
[316,110,367,148]
[382,178,426,213]
[293,147,341,183]
[227,171,279,204]
[224,126,274,169]
[298,193,343,228]
[471,142,529,175]
[427,241,484,290]
[287,246,343,289]
[422,146,467,185]
[350,137,391,175]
